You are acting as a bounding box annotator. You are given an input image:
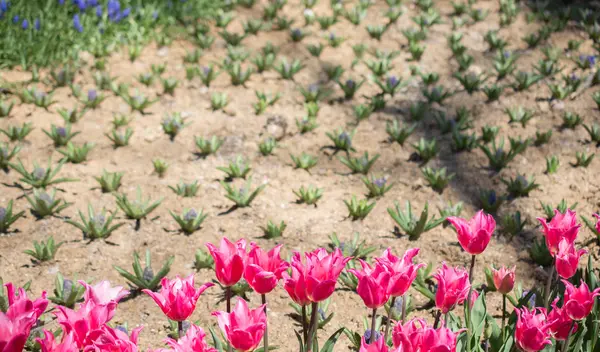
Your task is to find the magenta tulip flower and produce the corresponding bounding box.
[359,336,388,352]
[349,260,391,309]
[555,239,587,279]
[537,209,580,255]
[548,299,577,341]
[420,326,460,352]
[392,318,426,349]
[244,243,289,294]
[562,280,600,321]
[447,210,495,255]
[514,307,553,352]
[85,325,143,352]
[492,266,516,294]
[37,330,78,352]
[593,213,600,233]
[375,248,424,297]
[300,248,351,302]
[163,324,217,352]
[4,282,48,320]
[282,254,311,306]
[55,300,116,347]
[0,312,37,352]
[79,280,129,306]
[206,238,247,287]
[212,298,266,352]
[143,275,213,322]
[433,263,470,313]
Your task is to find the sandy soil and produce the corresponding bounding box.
[1,0,599,350]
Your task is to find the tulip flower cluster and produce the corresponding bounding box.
[2,208,599,352]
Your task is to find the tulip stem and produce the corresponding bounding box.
[543,262,555,310]
[468,254,476,283]
[561,321,576,352]
[433,310,442,329]
[262,294,268,352]
[501,294,506,341]
[370,308,377,344]
[178,320,184,339]
[226,287,232,352]
[466,254,476,352]
[383,296,395,343]
[307,302,319,352]
[401,295,407,323]
[302,305,308,344]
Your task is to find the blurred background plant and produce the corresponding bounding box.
[0,0,223,69]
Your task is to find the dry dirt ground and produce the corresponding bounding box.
[1,0,600,350]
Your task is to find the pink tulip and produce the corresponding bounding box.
[562,280,600,320]
[294,248,351,302]
[206,238,247,287]
[349,260,391,309]
[420,326,460,352]
[555,239,587,279]
[37,330,79,352]
[4,282,48,320]
[143,275,213,322]
[244,243,289,294]
[594,214,600,234]
[163,324,217,352]
[537,209,580,255]
[392,318,426,351]
[375,248,424,297]
[492,266,515,294]
[84,325,142,352]
[548,299,577,341]
[514,307,553,352]
[55,300,116,348]
[433,263,470,313]
[359,336,388,352]
[447,210,495,255]
[212,298,266,352]
[0,311,36,352]
[282,258,310,306]
[79,280,129,306]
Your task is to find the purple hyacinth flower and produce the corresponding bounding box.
[73,14,83,32]
[88,89,97,101]
[56,127,67,137]
[308,84,318,93]
[21,18,28,29]
[346,79,355,88]
[184,209,198,221]
[387,75,399,87]
[152,10,159,20]
[12,15,18,23]
[58,0,65,4]
[487,191,497,205]
[96,5,102,17]
[0,0,8,12]
[373,177,386,188]
[34,18,40,30]
[363,329,381,342]
[74,0,86,11]
[291,28,301,37]
[203,66,211,75]
[121,8,131,18]
[588,55,596,66]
